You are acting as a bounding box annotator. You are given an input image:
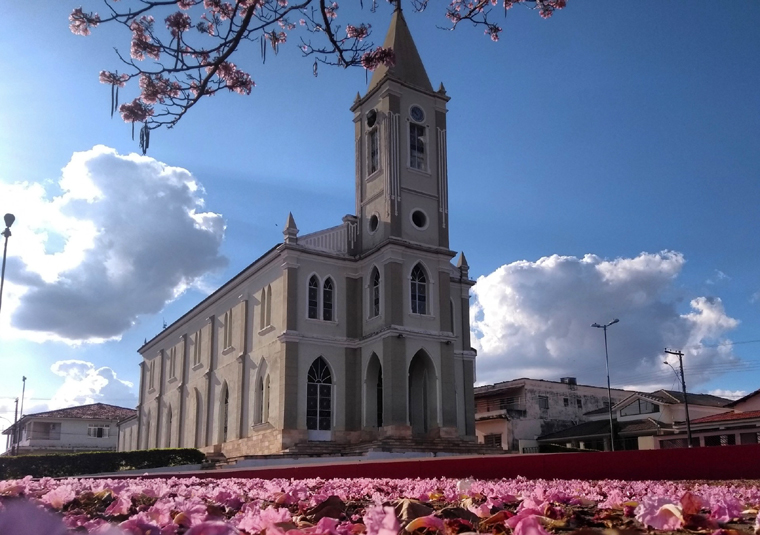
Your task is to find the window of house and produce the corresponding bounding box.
[221,385,229,443]
[368,128,379,175]
[370,268,381,318]
[265,285,272,327]
[323,278,334,321]
[193,329,202,366]
[484,433,502,447]
[409,122,426,170]
[260,288,267,330]
[308,276,319,319]
[410,264,427,315]
[307,357,332,431]
[169,347,177,379]
[563,397,569,407]
[223,310,233,350]
[576,398,583,409]
[620,399,660,416]
[538,396,549,410]
[88,424,109,438]
[148,360,155,390]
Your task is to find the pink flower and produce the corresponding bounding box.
[405,515,445,532]
[69,7,100,36]
[513,516,551,535]
[681,491,705,515]
[346,24,369,40]
[99,71,129,87]
[363,505,400,535]
[186,521,241,535]
[634,497,683,530]
[709,495,743,524]
[119,98,154,122]
[41,485,76,509]
[324,2,339,19]
[177,0,196,8]
[119,518,162,535]
[165,11,192,38]
[105,494,133,516]
[0,500,68,535]
[360,47,395,71]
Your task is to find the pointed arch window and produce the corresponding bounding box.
[411,264,427,315]
[307,357,332,431]
[263,375,270,423]
[376,371,383,428]
[260,288,267,330]
[370,267,380,318]
[165,405,173,448]
[368,128,380,175]
[221,385,229,443]
[308,276,319,319]
[265,285,272,326]
[323,278,334,321]
[409,123,426,170]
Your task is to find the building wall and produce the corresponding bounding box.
[17,418,119,453]
[118,418,138,451]
[475,379,630,452]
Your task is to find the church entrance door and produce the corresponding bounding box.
[307,357,333,441]
[408,350,437,436]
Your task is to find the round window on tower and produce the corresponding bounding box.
[369,213,379,233]
[410,209,428,230]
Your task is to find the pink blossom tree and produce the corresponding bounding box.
[69,0,566,152]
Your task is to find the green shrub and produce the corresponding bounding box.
[0,448,205,479]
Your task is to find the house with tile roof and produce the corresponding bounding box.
[2,403,136,456]
[537,389,732,451]
[658,388,760,448]
[474,377,631,452]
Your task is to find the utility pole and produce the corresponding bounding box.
[665,348,692,447]
[20,376,26,418]
[12,397,18,456]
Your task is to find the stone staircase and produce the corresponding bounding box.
[207,436,503,469]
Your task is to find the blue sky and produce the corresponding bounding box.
[1,1,759,435]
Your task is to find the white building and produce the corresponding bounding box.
[135,8,478,458]
[474,377,631,452]
[2,403,136,455]
[537,389,732,450]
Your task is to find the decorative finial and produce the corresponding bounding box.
[438,82,447,95]
[457,252,469,279]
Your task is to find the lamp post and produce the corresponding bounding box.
[592,318,619,451]
[0,213,15,317]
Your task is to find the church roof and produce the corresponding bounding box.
[367,7,433,94]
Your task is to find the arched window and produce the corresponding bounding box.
[308,276,319,319]
[265,285,272,326]
[307,357,332,433]
[194,389,203,448]
[165,406,173,448]
[221,385,229,443]
[377,371,383,428]
[263,375,270,423]
[260,288,267,330]
[370,267,380,318]
[256,376,264,424]
[409,122,426,170]
[323,278,334,321]
[411,264,427,315]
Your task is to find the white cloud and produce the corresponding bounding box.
[471,251,740,390]
[48,360,137,409]
[0,146,227,342]
[707,389,746,401]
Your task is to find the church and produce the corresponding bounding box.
[130,8,478,457]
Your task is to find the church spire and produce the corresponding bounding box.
[367,8,433,93]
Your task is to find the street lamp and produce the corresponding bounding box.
[591,318,619,451]
[0,213,15,317]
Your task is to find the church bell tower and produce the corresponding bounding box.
[351,7,451,254]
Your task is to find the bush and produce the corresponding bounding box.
[0,448,206,479]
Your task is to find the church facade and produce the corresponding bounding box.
[133,9,477,457]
